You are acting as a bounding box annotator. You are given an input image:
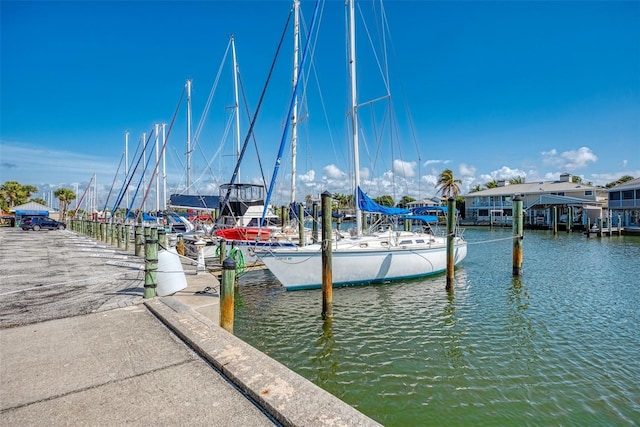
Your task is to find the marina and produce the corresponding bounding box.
[233,227,640,426]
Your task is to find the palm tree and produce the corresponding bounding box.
[470,184,483,193]
[0,181,37,208]
[436,169,462,199]
[54,188,76,220]
[485,180,498,189]
[509,176,525,184]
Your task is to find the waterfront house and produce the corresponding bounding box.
[462,173,608,228]
[9,201,59,225]
[608,177,640,234]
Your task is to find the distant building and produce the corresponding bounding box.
[608,177,640,231]
[9,201,59,224]
[462,173,608,227]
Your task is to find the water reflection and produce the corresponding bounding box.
[313,318,337,383]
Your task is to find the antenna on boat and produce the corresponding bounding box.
[231,35,241,182]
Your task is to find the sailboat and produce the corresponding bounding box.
[255,0,467,290]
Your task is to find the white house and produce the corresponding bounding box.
[463,173,608,228]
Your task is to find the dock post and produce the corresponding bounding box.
[321,191,333,319]
[446,197,455,291]
[108,222,113,246]
[312,201,319,243]
[618,214,622,235]
[124,225,130,251]
[552,207,557,235]
[176,235,185,256]
[218,238,227,265]
[220,256,236,333]
[195,239,206,274]
[158,228,167,250]
[144,227,158,299]
[116,224,122,248]
[567,207,572,233]
[143,226,151,257]
[135,225,143,255]
[512,195,524,276]
[298,204,305,247]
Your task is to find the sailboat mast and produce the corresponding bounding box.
[154,123,160,213]
[231,35,241,181]
[162,123,167,210]
[290,0,300,204]
[186,79,192,194]
[349,0,362,236]
[125,130,129,209]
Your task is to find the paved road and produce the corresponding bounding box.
[0,227,144,327]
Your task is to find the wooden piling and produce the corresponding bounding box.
[512,195,524,276]
[298,204,305,247]
[144,227,158,299]
[135,225,143,256]
[158,228,167,250]
[567,206,572,233]
[321,191,333,319]
[218,238,227,265]
[446,197,455,291]
[312,201,319,243]
[124,225,130,251]
[176,235,185,256]
[143,226,150,257]
[116,224,122,248]
[552,207,557,235]
[220,256,236,333]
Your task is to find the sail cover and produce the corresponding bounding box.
[357,187,410,215]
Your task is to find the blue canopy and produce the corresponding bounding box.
[357,187,410,215]
[399,215,439,223]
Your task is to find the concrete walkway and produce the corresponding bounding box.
[0,227,380,426]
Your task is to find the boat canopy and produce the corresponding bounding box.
[357,187,410,215]
[410,206,457,215]
[399,215,439,223]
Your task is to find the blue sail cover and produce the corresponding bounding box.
[357,187,410,215]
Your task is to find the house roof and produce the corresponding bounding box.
[464,180,601,197]
[609,177,640,191]
[9,201,56,213]
[527,194,600,208]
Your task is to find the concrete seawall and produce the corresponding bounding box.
[0,227,380,426]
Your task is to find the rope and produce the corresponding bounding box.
[466,235,523,245]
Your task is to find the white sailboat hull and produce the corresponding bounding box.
[256,234,467,290]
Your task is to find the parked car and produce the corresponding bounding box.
[21,217,66,231]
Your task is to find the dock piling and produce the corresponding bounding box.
[220,256,236,333]
[446,197,455,291]
[144,227,158,299]
[512,195,524,276]
[321,191,333,319]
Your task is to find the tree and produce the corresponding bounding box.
[509,176,525,184]
[398,195,416,208]
[0,181,38,211]
[485,180,498,189]
[54,188,76,220]
[470,184,483,193]
[436,169,462,199]
[30,197,48,206]
[373,195,395,207]
[605,175,635,188]
[571,175,583,184]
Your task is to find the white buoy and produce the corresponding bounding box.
[156,247,188,296]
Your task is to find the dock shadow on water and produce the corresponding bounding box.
[234,228,640,426]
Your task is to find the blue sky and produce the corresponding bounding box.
[1,0,639,209]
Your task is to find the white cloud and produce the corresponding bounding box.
[479,166,527,183]
[458,163,476,177]
[322,164,346,180]
[298,169,316,183]
[541,146,597,171]
[393,159,417,178]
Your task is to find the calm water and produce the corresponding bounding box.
[233,228,640,426]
